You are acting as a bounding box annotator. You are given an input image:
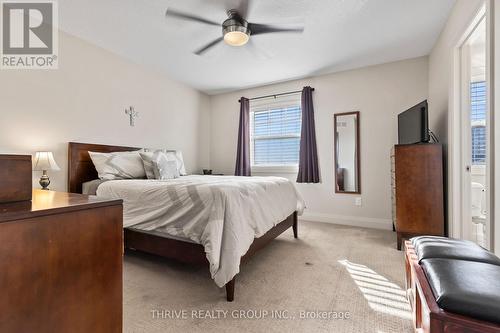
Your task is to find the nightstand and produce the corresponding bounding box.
[0,190,123,333]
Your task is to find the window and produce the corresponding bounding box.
[250,97,301,171]
[471,126,486,163]
[470,81,486,164]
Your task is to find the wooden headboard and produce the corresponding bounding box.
[68,142,140,194]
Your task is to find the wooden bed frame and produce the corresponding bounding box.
[68,142,298,302]
[404,241,500,332]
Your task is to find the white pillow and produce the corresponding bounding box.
[143,148,187,175]
[153,155,180,180]
[89,151,146,180]
[139,151,180,180]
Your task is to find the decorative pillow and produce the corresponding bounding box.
[88,151,146,180]
[139,152,179,180]
[143,148,186,175]
[153,156,180,180]
[139,151,161,179]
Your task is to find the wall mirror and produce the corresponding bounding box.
[334,111,360,194]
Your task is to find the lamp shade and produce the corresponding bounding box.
[33,151,60,171]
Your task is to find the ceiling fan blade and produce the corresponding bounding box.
[248,23,304,36]
[166,8,220,26]
[194,37,224,55]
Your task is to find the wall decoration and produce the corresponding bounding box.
[125,106,139,126]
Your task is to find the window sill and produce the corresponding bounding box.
[251,165,298,174]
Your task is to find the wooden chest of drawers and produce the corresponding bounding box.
[394,144,445,250]
[0,190,123,333]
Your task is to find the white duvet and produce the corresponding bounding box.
[96,175,305,287]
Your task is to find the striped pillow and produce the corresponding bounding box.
[88,151,146,180]
[140,152,179,180]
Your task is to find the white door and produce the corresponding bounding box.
[459,11,489,248]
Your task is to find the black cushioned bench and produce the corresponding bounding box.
[412,236,500,265]
[405,236,500,333]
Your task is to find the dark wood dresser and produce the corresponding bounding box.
[394,144,445,250]
[0,190,123,333]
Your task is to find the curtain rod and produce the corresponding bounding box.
[239,88,314,103]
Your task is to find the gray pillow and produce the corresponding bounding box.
[143,148,186,175]
[139,151,161,179]
[140,152,180,180]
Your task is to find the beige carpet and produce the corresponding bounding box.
[124,221,413,333]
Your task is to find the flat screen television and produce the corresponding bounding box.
[398,100,430,144]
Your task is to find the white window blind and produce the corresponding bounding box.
[471,81,486,164]
[250,96,302,168]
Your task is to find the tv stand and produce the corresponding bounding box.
[392,144,445,249]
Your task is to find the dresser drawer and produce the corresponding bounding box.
[0,155,32,203]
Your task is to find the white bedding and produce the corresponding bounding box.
[96,175,305,287]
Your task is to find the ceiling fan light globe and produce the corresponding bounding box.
[224,30,249,46]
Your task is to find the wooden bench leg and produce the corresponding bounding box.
[225,278,235,302]
[293,213,298,239]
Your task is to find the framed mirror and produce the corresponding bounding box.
[334,111,360,194]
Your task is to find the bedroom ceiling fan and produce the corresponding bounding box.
[165,7,304,55]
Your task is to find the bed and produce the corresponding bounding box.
[68,142,304,301]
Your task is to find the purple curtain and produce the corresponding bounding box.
[297,86,320,183]
[235,97,251,176]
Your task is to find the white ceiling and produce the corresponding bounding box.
[59,0,456,95]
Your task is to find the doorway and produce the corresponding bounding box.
[458,8,489,247]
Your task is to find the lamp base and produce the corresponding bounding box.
[39,171,50,190]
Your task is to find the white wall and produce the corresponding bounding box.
[428,0,484,146]
[427,0,485,237]
[0,30,211,191]
[210,57,429,229]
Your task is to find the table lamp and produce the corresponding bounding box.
[33,151,60,190]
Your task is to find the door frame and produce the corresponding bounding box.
[493,0,500,256]
[450,2,493,247]
[459,41,473,241]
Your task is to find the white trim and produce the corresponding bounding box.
[481,1,493,250]
[299,212,393,230]
[471,5,492,249]
[251,165,298,174]
[490,0,499,255]
[450,40,461,238]
[460,39,473,241]
[253,134,300,140]
[450,2,488,240]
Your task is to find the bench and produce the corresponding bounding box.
[405,236,500,333]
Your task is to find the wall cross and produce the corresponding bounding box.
[125,106,139,127]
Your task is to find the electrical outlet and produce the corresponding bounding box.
[355,197,362,206]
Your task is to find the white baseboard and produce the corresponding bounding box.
[299,212,393,230]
